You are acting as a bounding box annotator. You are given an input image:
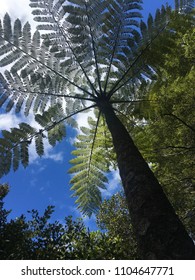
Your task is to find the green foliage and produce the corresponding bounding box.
[35,104,67,146]
[0,0,194,215]
[0,184,10,229]
[0,186,137,260]
[97,192,138,259]
[131,21,195,238]
[69,113,115,216]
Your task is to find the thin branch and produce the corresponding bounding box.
[155,146,195,150]
[183,211,195,221]
[0,35,93,98]
[112,107,135,125]
[11,88,96,102]
[110,65,151,96]
[4,104,97,153]
[164,113,195,133]
[48,104,96,129]
[110,99,156,104]
[107,24,168,99]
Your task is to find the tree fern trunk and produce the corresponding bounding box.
[102,102,195,259]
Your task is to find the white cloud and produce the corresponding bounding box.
[44,150,64,162]
[67,105,95,146]
[74,100,95,132]
[31,164,46,174]
[30,177,37,187]
[75,110,94,131]
[109,168,121,188]
[0,111,22,129]
[0,0,38,36]
[0,0,34,23]
[101,168,122,198]
[28,135,64,164]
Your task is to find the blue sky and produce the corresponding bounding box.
[0,0,174,230]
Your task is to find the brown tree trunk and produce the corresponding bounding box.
[101,102,195,259]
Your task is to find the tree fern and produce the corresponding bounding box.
[0,0,194,216]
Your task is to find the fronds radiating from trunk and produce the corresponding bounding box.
[0,0,194,215]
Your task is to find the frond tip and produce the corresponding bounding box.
[0,123,34,177]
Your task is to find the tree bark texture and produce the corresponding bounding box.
[102,102,195,259]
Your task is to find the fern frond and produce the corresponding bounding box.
[94,0,144,90]
[35,104,67,146]
[0,12,93,114]
[48,123,66,146]
[106,4,172,99]
[175,0,195,12]
[0,124,34,177]
[0,105,69,177]
[30,0,97,93]
[69,112,116,216]
[0,103,94,178]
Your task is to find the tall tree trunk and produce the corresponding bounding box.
[101,102,195,259]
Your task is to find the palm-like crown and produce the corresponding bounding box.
[0,0,194,215]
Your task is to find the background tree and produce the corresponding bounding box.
[97,192,138,259]
[0,184,136,259]
[131,15,195,240]
[0,183,33,259]
[0,183,10,227]
[0,0,195,259]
